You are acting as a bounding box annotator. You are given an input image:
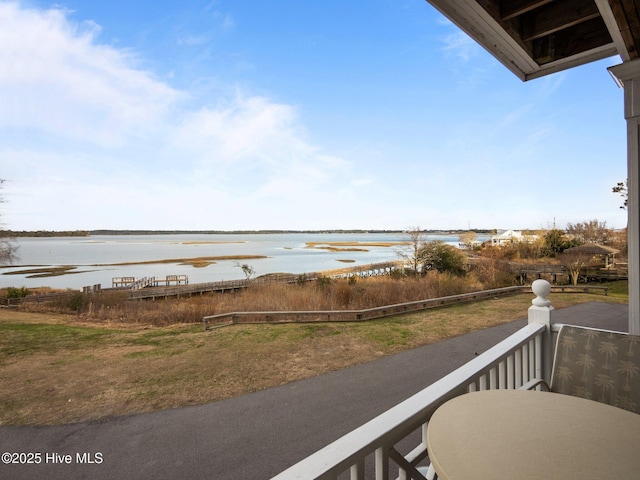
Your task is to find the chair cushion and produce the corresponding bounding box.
[551,325,640,413]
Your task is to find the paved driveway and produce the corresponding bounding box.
[0,302,628,479]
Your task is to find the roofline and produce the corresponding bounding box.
[426,0,623,81]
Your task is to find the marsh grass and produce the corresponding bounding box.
[3,266,82,278]
[305,241,407,248]
[1,255,268,278]
[16,272,485,326]
[92,255,267,267]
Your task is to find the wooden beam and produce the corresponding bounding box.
[522,0,602,41]
[501,0,555,21]
[533,18,612,64]
[596,0,633,60]
[609,0,640,59]
[477,0,536,55]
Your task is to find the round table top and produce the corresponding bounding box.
[427,389,640,480]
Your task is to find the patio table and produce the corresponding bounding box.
[426,389,640,479]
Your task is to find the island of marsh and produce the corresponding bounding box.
[3,255,269,278]
[305,241,408,252]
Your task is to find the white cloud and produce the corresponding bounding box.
[0,3,182,147]
[174,96,302,160]
[177,35,209,46]
[441,30,478,63]
[0,2,353,230]
[218,13,235,32]
[351,178,372,187]
[204,1,235,32]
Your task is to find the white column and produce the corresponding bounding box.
[609,59,640,335]
[528,279,554,382]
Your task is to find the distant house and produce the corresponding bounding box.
[491,230,522,246]
[490,230,538,246]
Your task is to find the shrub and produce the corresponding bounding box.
[88,290,130,310]
[55,292,90,312]
[469,259,517,288]
[6,286,30,298]
[315,275,332,288]
[419,241,468,276]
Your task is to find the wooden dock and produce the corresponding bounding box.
[113,262,402,300]
[503,262,627,284]
[112,275,189,289]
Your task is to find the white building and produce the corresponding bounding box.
[490,229,523,246]
[490,230,538,246]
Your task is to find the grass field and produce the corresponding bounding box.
[0,283,628,426]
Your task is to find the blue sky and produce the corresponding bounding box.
[0,0,629,231]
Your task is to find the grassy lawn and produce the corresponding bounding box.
[0,284,628,426]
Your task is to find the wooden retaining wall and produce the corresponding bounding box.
[201,284,609,330]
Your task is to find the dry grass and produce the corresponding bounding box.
[0,283,627,426]
[305,241,407,252]
[305,241,406,248]
[2,266,82,278]
[15,274,486,327]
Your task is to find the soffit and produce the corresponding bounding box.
[426,0,640,80]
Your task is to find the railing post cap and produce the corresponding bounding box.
[531,279,551,307]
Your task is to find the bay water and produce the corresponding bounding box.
[1,233,486,290]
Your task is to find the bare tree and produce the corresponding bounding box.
[0,179,17,265]
[566,219,612,245]
[234,261,255,281]
[396,227,428,276]
[559,250,591,285]
[459,231,478,249]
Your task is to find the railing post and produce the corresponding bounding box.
[528,279,554,383]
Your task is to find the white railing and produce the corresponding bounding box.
[271,280,555,480]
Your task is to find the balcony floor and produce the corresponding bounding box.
[0,302,628,480]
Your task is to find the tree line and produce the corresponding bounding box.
[397,220,626,286]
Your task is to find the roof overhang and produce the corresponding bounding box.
[426,0,640,81]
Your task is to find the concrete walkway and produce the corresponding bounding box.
[0,302,628,480]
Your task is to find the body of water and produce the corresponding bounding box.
[1,233,487,290]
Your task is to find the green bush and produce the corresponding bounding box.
[56,292,90,312]
[419,241,468,276]
[315,275,332,288]
[6,286,30,298]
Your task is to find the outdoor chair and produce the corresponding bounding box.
[522,325,640,413]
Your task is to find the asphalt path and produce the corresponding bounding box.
[0,302,628,480]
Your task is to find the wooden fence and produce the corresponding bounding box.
[0,291,79,307]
